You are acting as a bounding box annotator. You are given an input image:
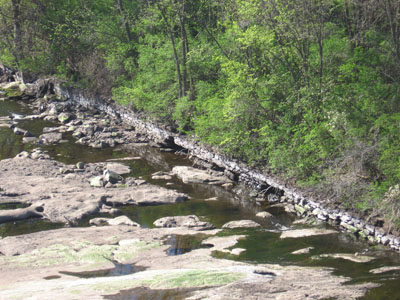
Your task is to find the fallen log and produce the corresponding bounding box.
[0,203,44,224]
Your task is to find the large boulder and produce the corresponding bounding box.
[39,132,62,144]
[106,163,131,175]
[105,185,188,206]
[153,215,215,230]
[172,166,231,184]
[222,220,261,229]
[89,216,139,227]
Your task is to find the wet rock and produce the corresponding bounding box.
[256,211,273,219]
[369,266,400,274]
[153,215,215,230]
[280,228,337,239]
[39,132,62,144]
[230,248,246,255]
[222,220,261,229]
[172,166,231,184]
[90,216,139,227]
[292,247,314,255]
[13,127,27,135]
[106,185,188,206]
[318,253,375,263]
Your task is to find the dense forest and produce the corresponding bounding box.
[1,0,400,230]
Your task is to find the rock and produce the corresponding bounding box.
[0,203,44,224]
[105,163,131,175]
[205,197,219,201]
[292,247,314,255]
[58,112,72,123]
[108,215,139,226]
[103,169,123,184]
[89,216,139,227]
[230,248,246,255]
[172,166,231,184]
[153,215,215,230]
[72,131,83,139]
[222,183,233,189]
[369,266,400,274]
[22,137,38,144]
[280,228,337,239]
[152,174,173,180]
[39,132,62,144]
[106,185,188,206]
[134,179,147,185]
[13,127,27,135]
[90,176,105,187]
[44,115,59,122]
[222,220,261,229]
[89,140,107,149]
[76,162,84,169]
[43,127,60,133]
[89,218,109,226]
[256,211,273,219]
[319,253,375,263]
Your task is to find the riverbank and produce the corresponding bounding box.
[1,66,398,252]
[2,68,400,298]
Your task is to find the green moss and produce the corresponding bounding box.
[150,270,244,288]
[0,241,117,267]
[114,239,162,263]
[92,269,244,294]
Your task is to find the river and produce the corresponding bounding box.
[0,97,400,299]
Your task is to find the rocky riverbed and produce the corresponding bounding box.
[1,68,400,299]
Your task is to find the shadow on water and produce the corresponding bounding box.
[103,286,205,300]
[59,263,147,279]
[0,218,64,238]
[0,202,29,210]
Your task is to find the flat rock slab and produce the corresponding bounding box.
[106,185,188,206]
[172,166,231,184]
[153,215,215,230]
[0,155,188,224]
[89,216,140,227]
[0,224,376,300]
[292,247,314,255]
[319,253,376,263]
[222,220,261,229]
[39,132,63,144]
[280,228,337,239]
[370,266,400,274]
[256,211,273,219]
[105,162,131,175]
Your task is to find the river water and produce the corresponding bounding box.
[1,98,400,299]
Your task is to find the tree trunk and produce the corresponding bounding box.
[11,0,22,64]
[116,0,132,42]
[158,4,183,98]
